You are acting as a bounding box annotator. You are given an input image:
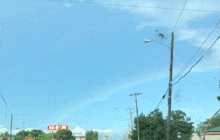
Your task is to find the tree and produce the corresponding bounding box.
[4,131,10,137]
[16,130,30,138]
[26,133,33,138]
[14,135,23,140]
[85,130,98,140]
[130,109,193,140]
[54,129,73,140]
[30,129,43,137]
[218,81,220,101]
[34,133,52,140]
[130,109,166,140]
[203,113,220,130]
[169,110,194,140]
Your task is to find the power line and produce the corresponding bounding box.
[47,0,219,13]
[155,89,168,110]
[172,35,220,86]
[173,0,188,31]
[172,20,220,82]
[155,35,219,110]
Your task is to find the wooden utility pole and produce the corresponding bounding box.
[129,93,142,140]
[166,32,174,140]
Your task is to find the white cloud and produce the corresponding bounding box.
[25,128,36,131]
[64,3,72,8]
[0,127,8,134]
[96,0,218,29]
[71,126,85,132]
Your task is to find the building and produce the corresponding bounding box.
[202,126,220,140]
[191,126,220,140]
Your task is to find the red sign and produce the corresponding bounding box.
[24,138,33,140]
[47,125,69,131]
[75,138,86,140]
[3,137,7,140]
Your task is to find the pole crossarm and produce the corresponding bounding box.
[129,93,142,140]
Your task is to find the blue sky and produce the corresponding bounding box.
[0,0,219,139]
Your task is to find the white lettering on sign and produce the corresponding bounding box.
[47,125,68,130]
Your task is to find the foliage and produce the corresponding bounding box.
[26,133,33,138]
[130,109,194,140]
[0,131,10,137]
[17,130,30,138]
[30,129,43,137]
[53,129,73,140]
[34,133,52,140]
[14,135,23,140]
[195,126,205,138]
[218,81,220,101]
[85,130,98,140]
[203,113,220,130]
[169,110,194,140]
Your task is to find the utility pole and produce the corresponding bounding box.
[126,108,134,130]
[129,93,142,140]
[126,119,131,140]
[10,114,13,140]
[126,108,134,140]
[166,32,174,140]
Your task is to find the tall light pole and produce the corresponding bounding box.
[23,122,25,139]
[144,32,174,140]
[129,93,142,140]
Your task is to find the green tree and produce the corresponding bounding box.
[30,129,43,138]
[203,113,220,130]
[130,109,193,140]
[34,133,52,140]
[218,81,220,101]
[85,130,98,140]
[54,129,73,140]
[26,133,33,138]
[131,109,166,140]
[14,135,23,140]
[4,131,10,137]
[169,110,194,140]
[16,130,30,138]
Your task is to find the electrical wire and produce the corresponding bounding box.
[155,35,219,110]
[47,0,219,13]
[172,35,220,86]
[173,0,188,31]
[155,88,168,110]
[172,20,220,82]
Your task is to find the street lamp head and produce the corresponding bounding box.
[114,108,118,109]
[143,39,151,43]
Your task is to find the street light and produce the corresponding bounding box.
[144,32,174,140]
[143,39,170,48]
[143,39,152,43]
